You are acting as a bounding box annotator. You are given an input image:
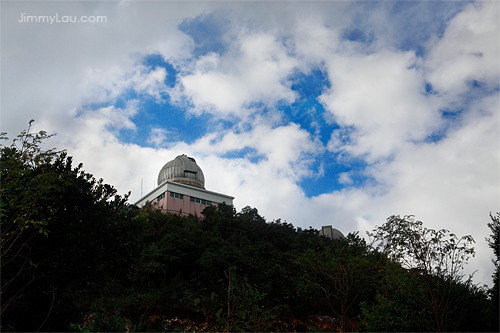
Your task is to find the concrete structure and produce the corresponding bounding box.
[319,225,345,239]
[135,154,234,216]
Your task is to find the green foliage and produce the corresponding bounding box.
[213,268,285,332]
[361,293,424,332]
[1,121,60,316]
[1,121,66,326]
[1,123,495,332]
[368,215,476,281]
[70,305,130,332]
[1,122,137,331]
[487,213,500,262]
[487,212,500,331]
[360,260,427,332]
[367,215,483,332]
[294,244,381,331]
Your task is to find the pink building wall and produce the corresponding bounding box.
[155,190,217,216]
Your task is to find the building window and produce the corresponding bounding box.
[169,191,183,199]
[189,196,212,206]
[157,192,165,201]
[184,170,197,179]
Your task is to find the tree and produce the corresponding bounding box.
[1,121,137,331]
[1,121,61,319]
[486,212,500,331]
[294,235,381,331]
[367,215,476,331]
[360,260,426,332]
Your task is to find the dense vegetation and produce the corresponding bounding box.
[1,122,499,332]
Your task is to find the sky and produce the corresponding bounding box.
[1,0,499,287]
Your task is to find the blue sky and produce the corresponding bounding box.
[2,0,498,286]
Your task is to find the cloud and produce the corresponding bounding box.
[361,95,499,285]
[190,115,322,179]
[338,172,354,185]
[178,9,232,58]
[292,16,342,65]
[130,67,168,101]
[320,49,440,162]
[1,0,200,135]
[147,128,170,147]
[81,65,169,105]
[425,1,499,99]
[177,32,299,117]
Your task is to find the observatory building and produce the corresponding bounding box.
[135,154,234,216]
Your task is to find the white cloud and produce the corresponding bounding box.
[321,49,441,161]
[178,32,298,117]
[130,67,168,101]
[293,17,342,65]
[425,1,499,98]
[338,172,354,185]
[147,128,170,147]
[1,0,202,135]
[81,65,168,105]
[193,118,321,177]
[369,99,498,285]
[36,100,138,149]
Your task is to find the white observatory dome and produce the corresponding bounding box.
[158,154,205,189]
[319,225,346,240]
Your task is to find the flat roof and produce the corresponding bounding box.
[134,180,234,207]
